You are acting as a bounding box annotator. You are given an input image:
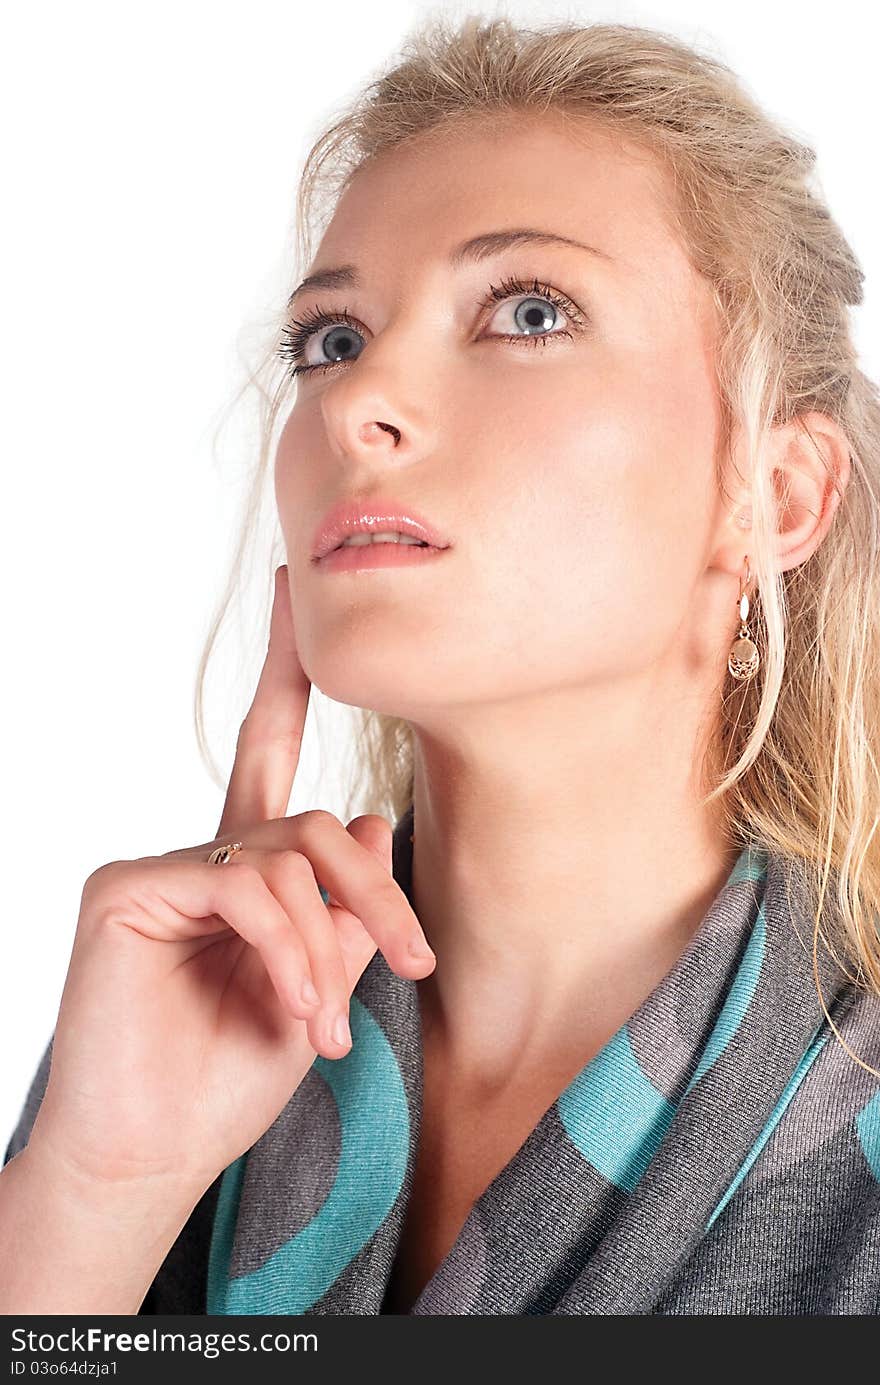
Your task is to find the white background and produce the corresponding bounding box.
[2,0,877,1143]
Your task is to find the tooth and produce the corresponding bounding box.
[340,531,427,548]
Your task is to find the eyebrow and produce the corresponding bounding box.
[286,227,615,309]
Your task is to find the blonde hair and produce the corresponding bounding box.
[194,15,880,1073]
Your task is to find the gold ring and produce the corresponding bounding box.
[207,841,244,865]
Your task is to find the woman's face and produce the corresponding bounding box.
[275,113,729,728]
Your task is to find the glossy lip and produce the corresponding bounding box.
[318,541,450,573]
[311,497,452,562]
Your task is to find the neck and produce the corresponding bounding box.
[406,673,741,1087]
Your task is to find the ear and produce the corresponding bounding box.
[716,411,852,579]
[766,412,852,574]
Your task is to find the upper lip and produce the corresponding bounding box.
[311,496,452,560]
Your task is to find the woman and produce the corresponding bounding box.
[3,16,879,1315]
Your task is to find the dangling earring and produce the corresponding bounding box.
[727,554,761,682]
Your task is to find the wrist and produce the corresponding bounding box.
[0,1144,203,1315]
[12,1133,204,1233]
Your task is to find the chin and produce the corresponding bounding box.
[300,640,437,718]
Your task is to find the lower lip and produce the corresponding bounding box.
[316,542,450,571]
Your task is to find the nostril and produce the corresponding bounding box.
[359,420,400,445]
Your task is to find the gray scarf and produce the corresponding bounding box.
[6,805,880,1313]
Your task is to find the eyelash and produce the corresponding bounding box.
[276,274,589,379]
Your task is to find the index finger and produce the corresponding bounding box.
[216,564,310,838]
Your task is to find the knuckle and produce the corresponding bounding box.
[361,813,392,833]
[238,713,302,758]
[80,859,132,912]
[372,870,402,907]
[221,859,263,890]
[82,859,123,893]
[271,848,316,884]
[234,715,255,751]
[296,808,339,836]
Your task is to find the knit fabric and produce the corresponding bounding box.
[5,804,880,1314]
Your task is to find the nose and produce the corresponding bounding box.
[323,398,411,467]
[318,345,438,475]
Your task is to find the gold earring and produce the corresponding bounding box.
[727,555,761,682]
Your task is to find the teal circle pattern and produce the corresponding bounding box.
[558,845,768,1193]
[558,1025,677,1191]
[857,1088,880,1181]
[207,995,410,1314]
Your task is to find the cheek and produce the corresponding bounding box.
[274,415,321,559]
[460,356,719,675]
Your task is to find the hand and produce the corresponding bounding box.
[26,564,434,1201]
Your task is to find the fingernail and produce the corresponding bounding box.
[408,934,435,960]
[301,978,319,1006]
[332,1011,351,1047]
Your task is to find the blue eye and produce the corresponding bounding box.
[477,275,583,351]
[492,295,561,335]
[277,274,588,380]
[278,309,366,377]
